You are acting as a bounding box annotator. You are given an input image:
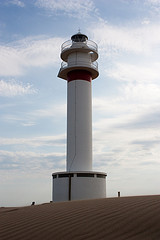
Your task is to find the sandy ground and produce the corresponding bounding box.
[1,195,160,240]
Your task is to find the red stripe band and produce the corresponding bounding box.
[67,70,92,82]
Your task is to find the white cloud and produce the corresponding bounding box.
[121,83,160,104]
[0,149,65,172]
[1,102,66,127]
[0,135,66,173]
[93,116,160,169]
[145,0,160,17]
[146,0,160,7]
[0,37,63,76]
[0,134,65,147]
[0,79,37,96]
[141,18,150,25]
[92,82,160,171]
[7,0,25,7]
[93,82,160,119]
[106,62,160,83]
[0,46,23,76]
[31,103,67,118]
[35,0,96,18]
[21,122,36,127]
[90,21,160,55]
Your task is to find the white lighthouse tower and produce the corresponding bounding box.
[52,32,107,202]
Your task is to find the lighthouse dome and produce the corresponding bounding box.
[71,32,88,42]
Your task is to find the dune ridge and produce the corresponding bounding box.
[1,195,160,240]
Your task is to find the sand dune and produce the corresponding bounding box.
[1,195,160,240]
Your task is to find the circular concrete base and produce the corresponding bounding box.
[52,171,107,202]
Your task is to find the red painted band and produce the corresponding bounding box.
[67,70,92,82]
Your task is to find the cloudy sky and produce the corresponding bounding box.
[0,0,160,207]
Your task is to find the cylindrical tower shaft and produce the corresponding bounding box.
[58,33,99,172]
[67,70,92,171]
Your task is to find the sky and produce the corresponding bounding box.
[0,0,160,207]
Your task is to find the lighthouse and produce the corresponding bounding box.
[52,32,107,202]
